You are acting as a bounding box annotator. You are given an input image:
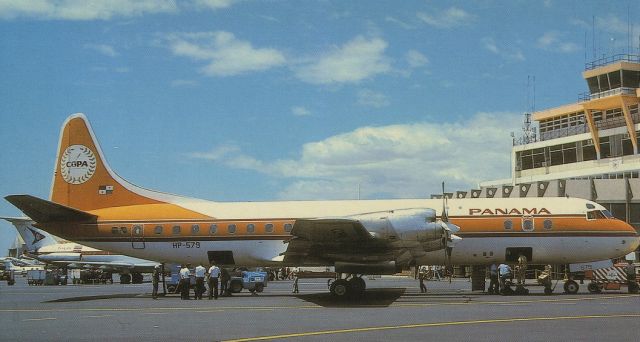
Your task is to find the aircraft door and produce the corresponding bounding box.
[131,224,145,249]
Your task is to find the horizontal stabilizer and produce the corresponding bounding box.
[5,195,97,224]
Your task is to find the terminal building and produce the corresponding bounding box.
[444,54,640,234]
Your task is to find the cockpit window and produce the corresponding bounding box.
[601,210,614,219]
[586,203,596,209]
[586,210,606,220]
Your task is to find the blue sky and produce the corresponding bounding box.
[1,0,639,253]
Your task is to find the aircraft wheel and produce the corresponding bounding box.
[330,279,349,297]
[587,282,602,293]
[120,274,131,284]
[563,280,579,294]
[255,283,264,293]
[230,280,243,293]
[167,285,176,293]
[132,273,143,284]
[348,277,366,296]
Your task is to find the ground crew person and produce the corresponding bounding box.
[498,263,512,293]
[292,267,300,293]
[626,260,638,293]
[220,267,230,296]
[517,254,528,285]
[207,262,220,300]
[179,264,191,300]
[488,262,499,294]
[152,265,160,299]
[194,263,206,299]
[418,266,427,293]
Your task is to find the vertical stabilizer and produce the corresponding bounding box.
[2,218,58,252]
[50,114,164,211]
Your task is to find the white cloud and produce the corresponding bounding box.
[292,106,311,116]
[481,37,525,61]
[84,43,118,57]
[357,89,389,108]
[166,31,286,76]
[417,7,473,29]
[405,50,428,68]
[194,0,237,10]
[537,31,579,53]
[188,112,521,200]
[0,0,177,20]
[294,36,391,85]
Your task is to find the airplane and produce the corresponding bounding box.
[4,113,640,297]
[1,256,45,276]
[2,217,160,284]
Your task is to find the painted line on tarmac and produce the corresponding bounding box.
[224,313,640,342]
[22,317,56,322]
[85,315,113,318]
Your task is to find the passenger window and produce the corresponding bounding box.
[284,223,293,232]
[247,224,255,233]
[522,216,534,231]
[120,227,128,234]
[228,224,236,234]
[209,224,217,235]
[543,219,553,230]
[503,220,513,230]
[587,211,595,220]
[133,225,143,235]
[265,223,274,233]
[191,224,200,234]
[172,225,181,235]
[154,225,163,234]
[111,227,119,234]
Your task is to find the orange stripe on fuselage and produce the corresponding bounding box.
[89,203,212,221]
[449,215,636,234]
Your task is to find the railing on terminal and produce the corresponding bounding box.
[579,87,637,102]
[584,54,640,71]
[539,124,588,142]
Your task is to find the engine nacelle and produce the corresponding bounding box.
[352,208,445,243]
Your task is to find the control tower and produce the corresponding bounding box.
[451,54,640,232]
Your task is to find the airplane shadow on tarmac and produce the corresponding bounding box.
[295,288,406,308]
[45,293,145,303]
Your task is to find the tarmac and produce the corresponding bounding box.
[0,275,638,341]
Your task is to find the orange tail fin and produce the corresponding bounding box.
[50,113,164,211]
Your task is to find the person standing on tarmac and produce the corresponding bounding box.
[207,262,220,300]
[152,265,160,299]
[488,263,499,294]
[220,267,230,296]
[626,260,638,293]
[418,266,427,293]
[179,264,191,300]
[194,263,206,300]
[292,267,300,293]
[497,263,512,294]
[516,254,528,285]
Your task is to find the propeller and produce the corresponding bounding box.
[440,182,460,268]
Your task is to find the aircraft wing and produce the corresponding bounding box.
[52,260,158,272]
[282,218,392,265]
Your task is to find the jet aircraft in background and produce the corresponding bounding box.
[5,113,639,297]
[2,217,159,284]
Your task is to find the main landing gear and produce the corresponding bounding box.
[328,274,366,298]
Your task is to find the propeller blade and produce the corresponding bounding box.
[441,181,449,222]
